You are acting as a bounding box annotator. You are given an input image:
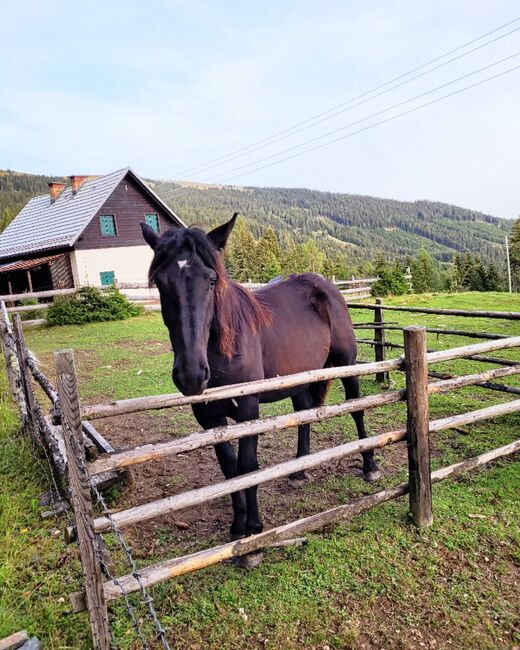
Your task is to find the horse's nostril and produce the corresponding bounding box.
[203,365,210,383]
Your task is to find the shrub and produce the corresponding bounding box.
[47,287,144,326]
[19,297,45,321]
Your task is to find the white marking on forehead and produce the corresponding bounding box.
[177,259,188,269]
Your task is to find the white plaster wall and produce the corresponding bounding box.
[69,246,155,287]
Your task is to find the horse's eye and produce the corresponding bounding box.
[209,277,217,288]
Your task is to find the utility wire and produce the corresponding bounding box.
[171,16,520,178]
[213,63,520,184]
[203,50,520,182]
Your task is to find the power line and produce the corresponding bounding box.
[203,50,520,183]
[171,16,520,179]
[212,63,520,184]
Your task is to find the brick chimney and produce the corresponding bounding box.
[69,175,89,194]
[48,182,66,203]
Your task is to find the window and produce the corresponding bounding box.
[145,213,160,232]
[100,271,115,286]
[99,215,117,237]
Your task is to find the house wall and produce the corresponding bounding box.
[70,246,155,287]
[75,175,175,250]
[49,254,74,289]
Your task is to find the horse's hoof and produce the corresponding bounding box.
[288,470,307,483]
[232,551,264,569]
[363,469,382,483]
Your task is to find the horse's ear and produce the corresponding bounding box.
[207,213,238,251]
[140,222,161,250]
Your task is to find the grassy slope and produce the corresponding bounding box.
[0,292,519,649]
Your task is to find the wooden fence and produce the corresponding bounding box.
[2,298,520,649]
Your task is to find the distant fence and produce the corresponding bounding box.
[1,276,382,325]
[2,296,520,648]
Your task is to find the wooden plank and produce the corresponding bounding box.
[346,302,520,320]
[82,421,115,454]
[404,326,433,528]
[55,350,111,649]
[88,389,406,476]
[0,288,77,303]
[83,436,519,605]
[88,364,520,477]
[82,357,404,420]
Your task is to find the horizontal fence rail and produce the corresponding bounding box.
[82,336,520,421]
[347,302,520,320]
[81,358,403,420]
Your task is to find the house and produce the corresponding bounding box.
[0,167,185,296]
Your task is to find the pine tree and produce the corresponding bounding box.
[227,220,258,282]
[256,227,283,281]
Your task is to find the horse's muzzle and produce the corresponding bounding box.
[172,362,210,396]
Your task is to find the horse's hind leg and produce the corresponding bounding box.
[288,389,314,481]
[341,375,381,482]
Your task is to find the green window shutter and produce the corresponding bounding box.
[99,215,117,236]
[145,213,160,232]
[99,271,115,286]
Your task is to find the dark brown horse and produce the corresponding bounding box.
[141,214,380,559]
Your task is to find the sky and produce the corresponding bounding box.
[1,0,519,218]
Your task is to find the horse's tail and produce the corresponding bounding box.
[309,379,332,407]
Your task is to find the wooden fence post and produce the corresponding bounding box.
[12,314,37,438]
[403,326,433,528]
[55,350,111,650]
[374,299,388,383]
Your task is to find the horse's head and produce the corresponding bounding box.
[141,214,237,395]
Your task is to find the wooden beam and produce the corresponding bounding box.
[355,324,508,340]
[404,326,433,528]
[75,437,520,606]
[82,421,115,454]
[82,357,404,420]
[0,288,77,303]
[346,302,520,320]
[55,350,111,649]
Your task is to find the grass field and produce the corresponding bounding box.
[1,292,519,649]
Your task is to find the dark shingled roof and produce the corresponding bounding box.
[0,167,185,260]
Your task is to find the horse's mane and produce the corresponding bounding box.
[149,227,272,359]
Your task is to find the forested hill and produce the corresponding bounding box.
[149,181,511,266]
[0,170,511,267]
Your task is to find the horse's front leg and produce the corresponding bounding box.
[192,404,247,540]
[235,395,262,537]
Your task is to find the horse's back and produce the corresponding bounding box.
[255,273,357,382]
